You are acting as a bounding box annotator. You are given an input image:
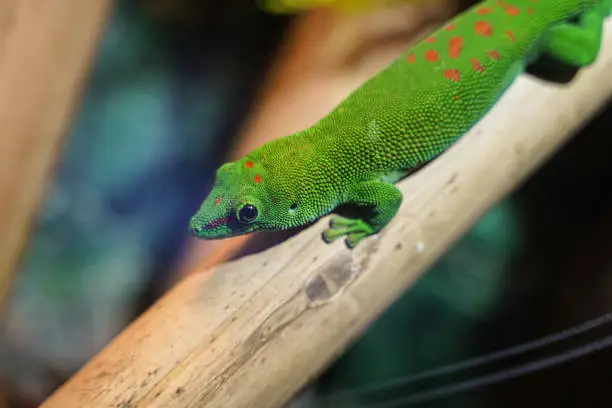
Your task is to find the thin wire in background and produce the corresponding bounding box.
[325,310,612,401]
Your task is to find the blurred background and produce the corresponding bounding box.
[0,0,611,407]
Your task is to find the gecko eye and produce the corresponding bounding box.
[237,203,258,224]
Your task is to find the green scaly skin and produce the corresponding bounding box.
[190,0,611,248]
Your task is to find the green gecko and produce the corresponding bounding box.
[190,0,611,248]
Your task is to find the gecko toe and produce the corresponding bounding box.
[329,215,353,228]
[322,229,343,243]
[345,232,369,249]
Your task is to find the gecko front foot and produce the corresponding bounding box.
[322,215,375,249]
[321,180,403,248]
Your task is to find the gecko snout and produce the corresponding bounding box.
[189,217,204,236]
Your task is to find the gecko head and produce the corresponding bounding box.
[189,157,293,239]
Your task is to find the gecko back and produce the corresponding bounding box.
[309,0,601,178]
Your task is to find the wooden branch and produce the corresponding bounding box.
[42,21,612,408]
[0,0,112,311]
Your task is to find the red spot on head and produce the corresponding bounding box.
[245,161,254,168]
[477,7,493,14]
[254,174,262,183]
[505,30,517,41]
[475,21,493,36]
[444,69,461,83]
[445,24,456,31]
[487,49,501,60]
[407,53,416,63]
[471,58,485,72]
[449,36,463,59]
[505,6,520,15]
[214,197,223,206]
[424,37,437,43]
[424,49,439,62]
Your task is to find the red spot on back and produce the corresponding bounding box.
[407,53,416,63]
[214,197,223,206]
[475,21,493,36]
[505,30,517,41]
[449,36,463,59]
[424,49,439,62]
[477,7,493,14]
[527,7,534,14]
[444,69,461,83]
[445,24,456,31]
[487,49,501,60]
[505,6,520,15]
[245,161,254,168]
[471,58,485,72]
[424,37,437,43]
[254,174,262,183]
